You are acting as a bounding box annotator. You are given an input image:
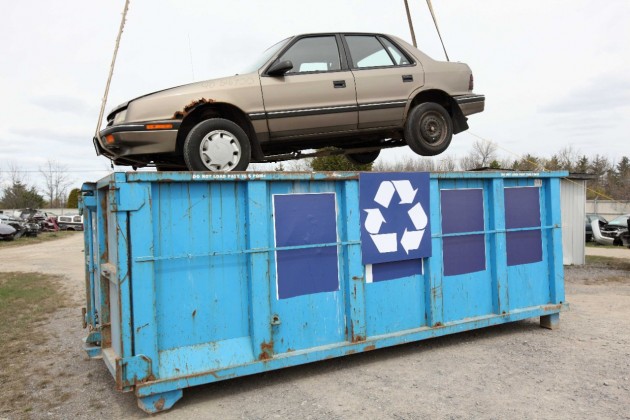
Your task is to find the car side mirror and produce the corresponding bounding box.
[267,60,293,76]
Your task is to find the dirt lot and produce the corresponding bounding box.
[0,234,629,420]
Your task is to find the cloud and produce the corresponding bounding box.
[29,94,98,117]
[538,74,630,114]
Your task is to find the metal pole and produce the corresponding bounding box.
[403,0,417,47]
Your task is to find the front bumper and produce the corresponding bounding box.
[94,120,181,159]
[455,94,485,116]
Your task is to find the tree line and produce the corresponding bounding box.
[4,143,628,209]
[0,161,80,209]
[279,142,630,200]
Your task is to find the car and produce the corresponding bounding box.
[57,215,84,231]
[600,214,629,245]
[0,216,17,240]
[0,213,39,239]
[585,213,607,242]
[94,32,485,171]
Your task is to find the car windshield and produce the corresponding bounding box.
[608,215,630,227]
[241,38,290,74]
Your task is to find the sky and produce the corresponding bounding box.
[1,0,629,193]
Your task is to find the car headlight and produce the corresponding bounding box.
[113,109,127,125]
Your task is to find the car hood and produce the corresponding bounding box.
[120,73,263,123]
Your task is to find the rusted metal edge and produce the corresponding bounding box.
[132,303,568,398]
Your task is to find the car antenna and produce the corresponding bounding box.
[94,0,131,143]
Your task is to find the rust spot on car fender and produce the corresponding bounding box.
[363,344,376,352]
[345,349,356,355]
[173,98,216,119]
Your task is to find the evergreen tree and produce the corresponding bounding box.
[1,181,45,209]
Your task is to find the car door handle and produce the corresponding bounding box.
[402,75,413,83]
[333,80,346,88]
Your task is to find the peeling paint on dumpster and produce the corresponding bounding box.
[80,170,568,414]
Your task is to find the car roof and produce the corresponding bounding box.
[293,32,391,37]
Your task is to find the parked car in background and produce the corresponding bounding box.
[94,32,484,171]
[600,214,630,245]
[585,213,607,242]
[0,217,17,240]
[57,215,84,231]
[0,213,39,239]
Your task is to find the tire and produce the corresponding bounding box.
[346,150,381,165]
[404,102,453,156]
[183,118,251,171]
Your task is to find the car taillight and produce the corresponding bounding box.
[469,74,474,91]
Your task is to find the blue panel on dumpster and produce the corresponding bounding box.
[505,187,543,266]
[440,189,486,276]
[370,259,422,282]
[359,172,431,265]
[273,193,339,299]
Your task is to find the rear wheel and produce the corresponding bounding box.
[183,118,251,171]
[346,150,380,165]
[404,102,453,156]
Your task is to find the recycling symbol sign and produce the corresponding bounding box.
[359,172,432,265]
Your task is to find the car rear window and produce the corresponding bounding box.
[379,37,411,65]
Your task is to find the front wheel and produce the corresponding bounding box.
[183,118,251,171]
[404,102,453,156]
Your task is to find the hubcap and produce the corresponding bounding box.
[420,112,446,145]
[199,130,241,171]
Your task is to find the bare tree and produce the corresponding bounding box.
[470,139,497,168]
[39,160,73,208]
[437,155,457,172]
[556,145,580,171]
[2,162,30,186]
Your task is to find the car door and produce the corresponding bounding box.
[260,35,358,139]
[343,34,423,129]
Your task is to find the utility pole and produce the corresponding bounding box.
[403,0,417,47]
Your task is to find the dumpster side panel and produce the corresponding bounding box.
[82,171,568,413]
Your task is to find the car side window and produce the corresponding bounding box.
[345,36,395,68]
[379,37,411,65]
[279,36,341,73]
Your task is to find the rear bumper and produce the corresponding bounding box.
[455,94,485,116]
[95,120,181,159]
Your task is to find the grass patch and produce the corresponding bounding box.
[0,230,80,248]
[0,271,68,347]
[586,255,630,271]
[0,272,69,415]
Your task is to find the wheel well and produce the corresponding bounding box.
[175,103,263,160]
[408,89,468,134]
[409,89,454,115]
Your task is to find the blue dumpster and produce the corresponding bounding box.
[80,170,568,413]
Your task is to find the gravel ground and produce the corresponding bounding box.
[0,234,629,420]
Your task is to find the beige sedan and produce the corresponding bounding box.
[95,32,484,171]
